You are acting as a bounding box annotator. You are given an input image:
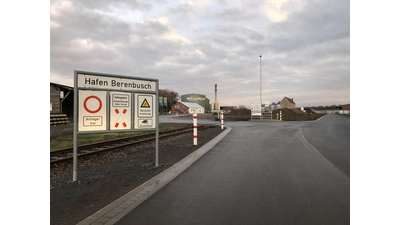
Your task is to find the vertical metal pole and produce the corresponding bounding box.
[155,82,159,167]
[260,55,263,120]
[260,55,262,103]
[193,113,197,145]
[73,72,78,182]
[280,110,282,121]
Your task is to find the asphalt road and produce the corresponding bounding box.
[116,114,350,225]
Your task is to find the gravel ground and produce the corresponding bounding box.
[50,123,224,225]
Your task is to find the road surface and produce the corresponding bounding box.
[116,114,350,225]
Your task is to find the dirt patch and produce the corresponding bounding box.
[50,124,224,225]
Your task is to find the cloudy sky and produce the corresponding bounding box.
[50,0,350,108]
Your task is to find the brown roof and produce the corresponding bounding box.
[283,97,295,104]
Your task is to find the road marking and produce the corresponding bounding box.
[299,127,337,168]
[299,127,349,179]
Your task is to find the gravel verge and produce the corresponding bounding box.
[50,124,224,225]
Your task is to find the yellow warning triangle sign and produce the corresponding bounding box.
[141,98,150,108]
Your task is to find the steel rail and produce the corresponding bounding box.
[50,125,211,165]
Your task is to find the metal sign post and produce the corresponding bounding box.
[73,70,159,182]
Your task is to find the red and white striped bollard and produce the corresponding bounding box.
[220,112,224,129]
[193,113,197,145]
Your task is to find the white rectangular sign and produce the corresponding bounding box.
[110,91,132,130]
[251,101,262,116]
[77,74,157,92]
[135,93,156,129]
[78,90,107,131]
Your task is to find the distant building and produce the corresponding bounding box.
[267,102,280,110]
[50,82,74,125]
[220,106,237,114]
[181,93,211,112]
[171,101,204,114]
[342,104,350,111]
[280,97,296,109]
[220,106,237,110]
[50,82,74,117]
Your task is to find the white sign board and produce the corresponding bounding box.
[75,72,159,132]
[78,90,107,131]
[251,101,262,116]
[73,71,160,182]
[77,74,157,92]
[110,91,132,130]
[135,93,156,129]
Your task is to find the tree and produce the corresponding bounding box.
[159,89,179,113]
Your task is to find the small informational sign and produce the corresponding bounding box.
[78,90,107,131]
[135,93,156,129]
[110,91,132,130]
[251,101,262,116]
[163,97,168,107]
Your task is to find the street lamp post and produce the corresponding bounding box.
[260,55,262,120]
[260,55,262,103]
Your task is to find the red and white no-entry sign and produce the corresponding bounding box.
[83,95,102,113]
[78,90,107,131]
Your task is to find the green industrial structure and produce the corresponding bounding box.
[180,93,211,113]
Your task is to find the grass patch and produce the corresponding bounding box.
[50,123,73,130]
[50,124,176,151]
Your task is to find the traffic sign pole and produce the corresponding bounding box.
[73,74,78,181]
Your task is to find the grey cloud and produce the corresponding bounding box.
[267,0,349,53]
[74,0,153,12]
[216,8,260,21]
[50,0,350,107]
[51,9,131,45]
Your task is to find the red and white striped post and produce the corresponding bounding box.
[193,113,197,145]
[220,111,224,129]
[280,110,282,121]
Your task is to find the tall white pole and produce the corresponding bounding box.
[260,55,263,120]
[260,55,262,103]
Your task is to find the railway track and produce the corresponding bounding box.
[50,125,211,165]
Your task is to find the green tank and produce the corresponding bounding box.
[181,94,211,112]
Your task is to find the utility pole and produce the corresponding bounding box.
[260,55,263,120]
[260,55,262,103]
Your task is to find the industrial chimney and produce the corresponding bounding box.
[215,84,217,105]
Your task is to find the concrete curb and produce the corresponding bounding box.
[77,126,232,225]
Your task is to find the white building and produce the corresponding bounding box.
[171,101,205,114]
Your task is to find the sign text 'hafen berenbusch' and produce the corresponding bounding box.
[78,74,156,91]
